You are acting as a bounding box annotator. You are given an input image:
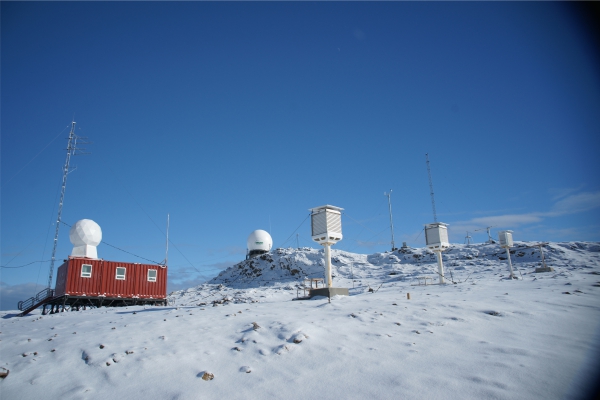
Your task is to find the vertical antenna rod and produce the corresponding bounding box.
[384,190,396,251]
[47,121,77,288]
[425,153,438,223]
[165,213,170,267]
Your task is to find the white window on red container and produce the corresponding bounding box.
[116,267,126,280]
[148,269,157,282]
[81,264,92,278]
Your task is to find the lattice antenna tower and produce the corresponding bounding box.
[425,153,437,222]
[384,190,396,251]
[47,121,90,288]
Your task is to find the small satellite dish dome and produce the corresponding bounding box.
[247,230,272,258]
[69,219,102,258]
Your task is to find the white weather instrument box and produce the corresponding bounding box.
[310,205,343,245]
[498,230,514,248]
[425,222,450,250]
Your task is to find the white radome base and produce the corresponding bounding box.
[71,245,98,259]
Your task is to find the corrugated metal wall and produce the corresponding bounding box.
[54,261,69,297]
[55,258,167,299]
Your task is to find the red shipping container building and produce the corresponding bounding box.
[17,257,168,315]
[55,257,167,300]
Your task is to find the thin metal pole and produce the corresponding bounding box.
[165,214,170,267]
[384,190,396,251]
[47,121,77,289]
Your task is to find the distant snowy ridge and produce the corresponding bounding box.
[203,241,600,289]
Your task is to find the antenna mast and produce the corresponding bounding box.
[47,121,86,288]
[165,214,170,267]
[475,226,495,243]
[384,190,396,251]
[425,153,438,222]
[465,231,472,245]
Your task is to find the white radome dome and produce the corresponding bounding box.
[70,219,102,247]
[247,230,272,252]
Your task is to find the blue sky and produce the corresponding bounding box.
[2,2,599,310]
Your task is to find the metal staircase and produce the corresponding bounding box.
[17,288,55,316]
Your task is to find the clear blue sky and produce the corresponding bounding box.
[2,2,599,310]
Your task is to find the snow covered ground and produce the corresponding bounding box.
[2,242,600,399]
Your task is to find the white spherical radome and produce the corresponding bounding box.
[69,219,102,247]
[247,230,272,252]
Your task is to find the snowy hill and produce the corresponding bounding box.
[2,242,600,400]
[195,241,600,292]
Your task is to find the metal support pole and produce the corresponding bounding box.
[506,247,514,278]
[436,251,445,284]
[323,244,332,287]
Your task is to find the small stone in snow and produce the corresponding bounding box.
[201,372,214,381]
[252,322,260,330]
[100,344,105,349]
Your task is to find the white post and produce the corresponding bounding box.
[506,247,514,278]
[324,244,332,287]
[539,245,547,269]
[436,251,445,284]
